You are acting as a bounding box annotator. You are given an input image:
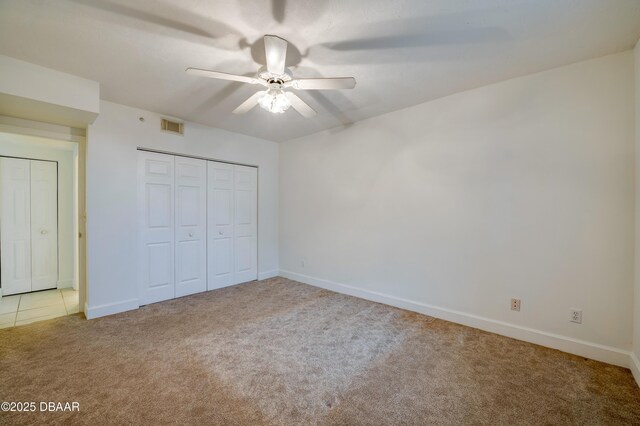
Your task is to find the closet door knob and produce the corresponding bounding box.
[188,232,194,237]
[41,230,48,235]
[218,230,223,235]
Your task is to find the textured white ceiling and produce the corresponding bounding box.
[0,0,639,142]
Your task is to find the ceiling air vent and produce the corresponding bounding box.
[161,118,184,135]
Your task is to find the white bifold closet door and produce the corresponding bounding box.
[233,165,258,284]
[30,160,59,291]
[1,158,31,295]
[174,156,207,298]
[0,158,58,296]
[207,161,257,290]
[138,151,207,305]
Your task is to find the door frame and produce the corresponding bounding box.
[0,117,86,317]
[136,148,259,168]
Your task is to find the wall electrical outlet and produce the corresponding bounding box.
[570,309,582,324]
[511,298,521,311]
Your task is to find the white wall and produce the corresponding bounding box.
[0,132,77,289]
[0,54,99,128]
[85,101,279,318]
[280,52,635,366]
[633,40,640,383]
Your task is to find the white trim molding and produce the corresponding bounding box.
[84,298,139,320]
[0,115,86,143]
[630,352,640,387]
[258,270,279,281]
[279,270,632,369]
[57,279,74,289]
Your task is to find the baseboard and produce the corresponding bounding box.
[57,280,74,289]
[258,270,279,281]
[84,298,139,320]
[279,270,631,368]
[630,352,640,387]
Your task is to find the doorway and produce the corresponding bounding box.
[0,130,82,328]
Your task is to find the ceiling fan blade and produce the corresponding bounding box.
[264,35,288,75]
[232,91,265,114]
[186,67,264,85]
[285,77,356,90]
[285,92,316,118]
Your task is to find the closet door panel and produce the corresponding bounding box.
[233,165,258,284]
[207,162,235,290]
[138,151,175,304]
[30,160,58,291]
[0,158,32,295]
[174,157,207,298]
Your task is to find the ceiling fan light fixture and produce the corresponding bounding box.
[187,35,355,118]
[258,88,291,114]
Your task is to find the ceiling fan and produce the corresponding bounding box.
[186,35,356,117]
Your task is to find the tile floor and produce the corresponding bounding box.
[0,288,79,329]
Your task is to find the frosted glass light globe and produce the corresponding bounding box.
[258,89,291,114]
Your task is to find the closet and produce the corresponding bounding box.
[207,161,258,289]
[0,157,58,296]
[138,150,257,305]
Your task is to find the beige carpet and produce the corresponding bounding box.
[1,277,639,425]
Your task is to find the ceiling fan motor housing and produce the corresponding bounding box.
[258,66,293,84]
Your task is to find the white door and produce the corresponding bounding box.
[0,158,32,295]
[233,165,258,284]
[207,161,235,289]
[174,156,207,298]
[30,160,58,291]
[138,151,175,304]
